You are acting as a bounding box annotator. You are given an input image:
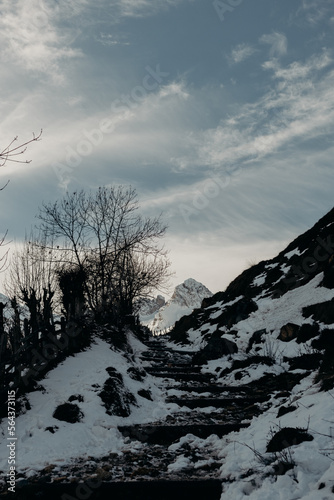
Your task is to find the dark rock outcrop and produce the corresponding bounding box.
[53,403,83,424]
[246,329,266,353]
[99,368,136,417]
[278,323,300,342]
[266,427,313,453]
[192,332,238,365]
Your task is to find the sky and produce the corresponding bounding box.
[0,0,334,295]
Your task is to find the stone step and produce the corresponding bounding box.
[144,343,169,350]
[148,372,214,382]
[167,385,253,393]
[170,350,195,356]
[118,423,249,445]
[141,354,170,360]
[4,480,222,500]
[146,366,201,374]
[166,395,269,408]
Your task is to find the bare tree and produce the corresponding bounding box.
[5,230,59,304]
[37,186,171,323]
[5,231,60,345]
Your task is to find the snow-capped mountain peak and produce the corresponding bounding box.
[141,278,212,333]
[170,278,212,308]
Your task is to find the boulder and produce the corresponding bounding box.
[278,323,300,342]
[53,403,83,424]
[322,254,334,289]
[214,298,258,329]
[246,329,266,353]
[266,427,313,452]
[99,368,137,417]
[192,331,238,365]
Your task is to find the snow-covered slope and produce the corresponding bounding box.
[166,207,334,499]
[141,278,212,333]
[0,332,172,478]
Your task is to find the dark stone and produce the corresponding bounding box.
[277,405,297,418]
[287,353,323,371]
[68,394,84,403]
[213,298,258,329]
[192,332,238,365]
[246,329,266,353]
[220,356,274,377]
[311,329,334,352]
[105,367,123,382]
[274,391,291,399]
[248,371,309,394]
[127,366,146,382]
[53,403,83,424]
[322,254,334,289]
[137,389,153,401]
[224,263,267,299]
[278,323,300,342]
[45,426,59,434]
[303,299,334,324]
[266,427,313,452]
[99,375,136,417]
[296,323,320,343]
[314,329,334,390]
[169,309,204,345]
[15,395,31,416]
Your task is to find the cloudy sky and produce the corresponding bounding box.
[0,0,334,294]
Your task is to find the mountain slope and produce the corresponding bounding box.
[166,206,334,499]
[170,207,334,346]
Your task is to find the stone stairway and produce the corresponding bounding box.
[4,336,270,500]
[114,336,270,497]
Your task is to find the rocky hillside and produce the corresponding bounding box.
[141,278,212,333]
[165,206,334,499]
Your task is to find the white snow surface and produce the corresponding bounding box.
[0,333,175,475]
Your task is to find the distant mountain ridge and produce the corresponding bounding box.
[140,278,212,333]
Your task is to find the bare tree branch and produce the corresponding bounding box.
[0,130,43,167]
[1,129,43,273]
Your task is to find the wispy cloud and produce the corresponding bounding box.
[95,32,130,46]
[298,0,334,25]
[0,0,84,84]
[229,43,256,64]
[172,50,334,171]
[260,32,288,58]
[112,0,192,18]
